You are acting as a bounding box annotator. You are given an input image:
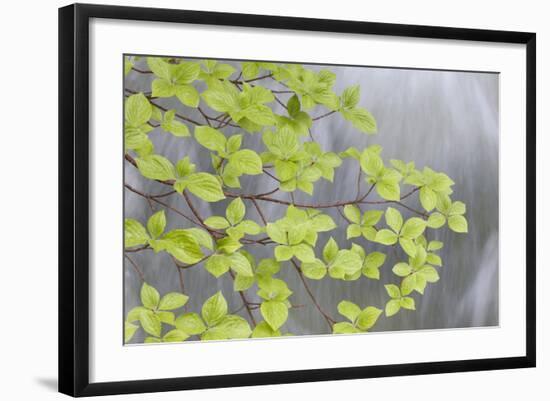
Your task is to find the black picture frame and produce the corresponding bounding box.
[58,3,536,397]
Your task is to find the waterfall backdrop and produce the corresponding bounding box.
[124,57,499,342]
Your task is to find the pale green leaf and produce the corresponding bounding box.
[194,126,227,153]
[184,173,225,202]
[260,300,288,331]
[385,299,401,317]
[140,282,160,309]
[356,306,382,331]
[136,155,176,181]
[226,197,246,225]
[158,292,189,311]
[147,210,166,239]
[448,215,468,233]
[337,300,361,322]
[139,309,162,337]
[124,219,149,248]
[175,312,206,335]
[201,291,228,326]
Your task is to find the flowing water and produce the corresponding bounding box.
[124,58,499,341]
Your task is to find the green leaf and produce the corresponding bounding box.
[202,291,228,326]
[427,240,444,251]
[237,220,261,235]
[125,93,152,127]
[332,322,362,334]
[194,126,226,153]
[151,79,176,97]
[205,254,231,278]
[204,216,230,229]
[448,215,468,233]
[360,150,384,176]
[230,150,263,175]
[400,297,416,310]
[124,321,138,343]
[341,85,360,109]
[330,250,362,276]
[125,58,134,76]
[234,273,256,291]
[226,134,243,154]
[419,265,440,283]
[399,237,417,257]
[385,299,401,317]
[156,229,204,264]
[310,214,337,232]
[256,259,280,275]
[301,259,327,280]
[156,311,175,325]
[211,315,252,339]
[147,57,172,80]
[136,155,176,181]
[216,236,242,254]
[401,218,426,239]
[226,197,246,225]
[375,229,398,245]
[292,244,316,263]
[175,84,199,107]
[362,210,384,226]
[202,86,240,113]
[252,321,281,338]
[229,252,254,277]
[419,186,437,211]
[184,173,225,202]
[266,223,288,244]
[172,62,200,84]
[449,201,466,216]
[426,253,442,266]
[175,312,206,335]
[139,310,162,337]
[322,237,339,263]
[260,300,288,330]
[343,107,377,133]
[147,210,166,239]
[376,179,401,201]
[385,207,403,233]
[140,282,160,310]
[356,306,382,331]
[337,300,361,322]
[257,277,292,301]
[392,262,412,277]
[158,292,189,310]
[161,110,190,137]
[127,306,148,323]
[385,284,401,298]
[365,252,386,270]
[347,224,362,239]
[124,219,149,247]
[427,212,446,229]
[163,329,189,342]
[274,245,294,261]
[343,205,361,224]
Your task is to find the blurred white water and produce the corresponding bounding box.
[124,59,499,340]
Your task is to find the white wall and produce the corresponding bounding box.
[0,0,546,399]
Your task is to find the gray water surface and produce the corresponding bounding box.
[124,58,499,341]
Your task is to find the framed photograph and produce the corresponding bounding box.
[58,3,536,397]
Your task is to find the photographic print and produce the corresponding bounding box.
[123,55,499,344]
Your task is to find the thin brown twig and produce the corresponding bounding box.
[124,254,145,282]
[291,259,335,328]
[312,110,336,121]
[228,270,257,327]
[250,198,268,225]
